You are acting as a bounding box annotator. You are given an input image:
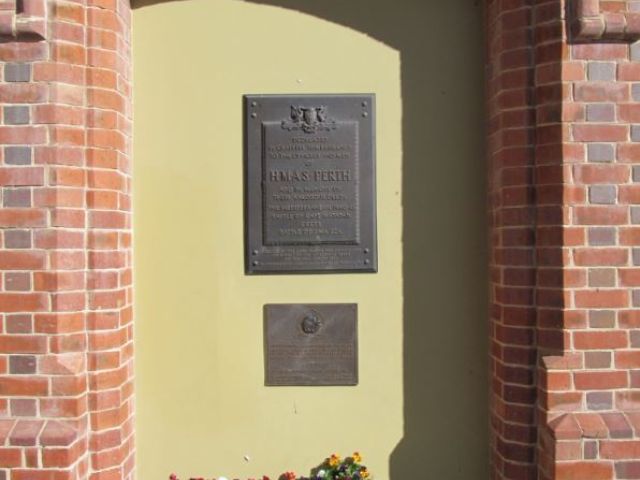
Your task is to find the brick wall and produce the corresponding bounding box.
[487,0,540,477]
[0,0,133,478]
[489,0,640,479]
[538,1,640,478]
[1,0,639,478]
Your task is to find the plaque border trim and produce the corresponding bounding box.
[263,303,359,387]
[244,94,378,275]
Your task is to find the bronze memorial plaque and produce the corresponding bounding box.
[264,304,358,386]
[245,94,377,273]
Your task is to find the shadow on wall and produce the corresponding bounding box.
[132,0,488,477]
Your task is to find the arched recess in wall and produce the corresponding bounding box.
[131,1,488,478]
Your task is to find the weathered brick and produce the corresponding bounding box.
[575,206,627,225]
[573,124,628,142]
[588,62,616,81]
[4,272,31,291]
[588,268,616,287]
[589,310,615,328]
[620,63,640,81]
[574,248,628,266]
[5,315,32,334]
[3,106,29,125]
[4,147,32,165]
[10,399,36,417]
[585,351,613,369]
[0,84,47,104]
[584,441,598,460]
[0,293,48,313]
[9,420,44,446]
[556,460,614,478]
[586,103,615,122]
[0,168,43,187]
[620,104,640,122]
[620,310,640,328]
[0,251,44,271]
[575,289,629,308]
[574,331,627,350]
[617,461,640,479]
[4,64,31,82]
[574,82,628,102]
[587,143,615,162]
[588,227,616,245]
[632,41,640,61]
[601,440,640,459]
[9,356,36,374]
[4,230,31,249]
[589,185,616,204]
[586,392,613,410]
[574,164,629,184]
[3,188,31,208]
[633,290,640,307]
[574,371,628,389]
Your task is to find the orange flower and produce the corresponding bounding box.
[329,454,341,467]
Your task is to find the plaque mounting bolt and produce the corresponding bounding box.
[364,248,370,254]
[252,260,259,266]
[251,101,257,107]
[364,259,370,265]
[251,112,257,119]
[362,112,368,118]
[362,101,368,107]
[252,250,259,256]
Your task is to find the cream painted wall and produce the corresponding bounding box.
[133,2,402,478]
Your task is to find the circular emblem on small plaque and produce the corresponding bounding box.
[301,312,322,335]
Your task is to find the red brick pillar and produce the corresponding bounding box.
[537,1,640,479]
[0,0,133,478]
[487,0,540,477]
[489,0,640,479]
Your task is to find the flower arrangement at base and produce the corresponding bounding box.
[168,452,371,480]
[307,452,370,480]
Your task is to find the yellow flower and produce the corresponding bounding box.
[360,468,370,479]
[329,454,341,467]
[352,452,362,463]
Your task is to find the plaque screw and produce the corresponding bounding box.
[251,112,257,119]
[362,101,368,107]
[364,259,370,265]
[252,260,259,266]
[362,112,368,118]
[252,250,259,256]
[364,248,370,254]
[251,101,257,107]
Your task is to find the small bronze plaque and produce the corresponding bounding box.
[264,303,358,386]
[245,94,377,273]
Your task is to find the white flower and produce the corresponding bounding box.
[218,477,229,480]
[317,470,326,478]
